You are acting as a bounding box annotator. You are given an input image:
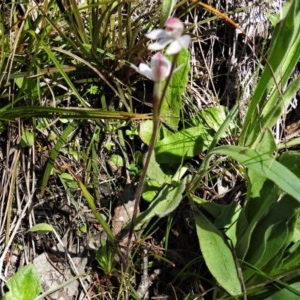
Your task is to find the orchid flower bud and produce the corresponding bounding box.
[131,52,171,82]
[150,52,172,82]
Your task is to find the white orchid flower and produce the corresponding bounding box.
[145,17,191,55]
[131,52,171,82]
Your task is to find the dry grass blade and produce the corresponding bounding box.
[0,122,36,277]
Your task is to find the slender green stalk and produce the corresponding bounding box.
[77,177,115,243]
[6,149,20,246]
[124,54,178,266]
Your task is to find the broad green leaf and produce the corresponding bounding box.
[246,129,276,198]
[265,282,300,300]
[279,241,300,273]
[191,195,241,246]
[292,219,300,243]
[191,195,239,229]
[276,211,300,272]
[263,76,300,131]
[235,181,279,258]
[244,198,298,282]
[29,223,54,234]
[135,174,189,230]
[196,106,234,133]
[142,183,161,202]
[210,145,300,261]
[14,77,24,90]
[110,154,124,167]
[211,145,300,203]
[224,204,242,247]
[20,129,35,148]
[194,209,242,296]
[264,213,298,276]
[156,105,237,166]
[278,151,300,178]
[3,264,42,300]
[139,120,153,146]
[155,125,213,165]
[142,153,171,202]
[146,182,185,217]
[145,151,169,185]
[161,49,190,132]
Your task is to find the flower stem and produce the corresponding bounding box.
[124,55,179,267]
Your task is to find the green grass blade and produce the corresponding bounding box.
[211,145,300,203]
[265,282,300,300]
[41,44,90,108]
[77,178,115,243]
[69,0,88,44]
[243,261,300,298]
[40,122,77,196]
[52,47,124,104]
[240,0,300,146]
[0,106,150,121]
[263,76,300,130]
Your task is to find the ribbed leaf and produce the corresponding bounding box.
[194,209,242,296]
[3,264,42,300]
